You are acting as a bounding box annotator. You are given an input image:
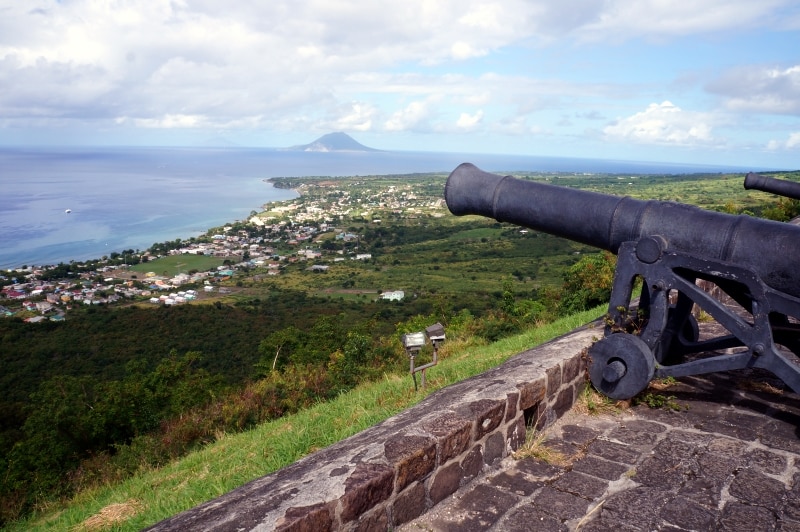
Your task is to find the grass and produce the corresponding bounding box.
[633,377,689,411]
[9,306,604,532]
[128,255,226,277]
[513,381,625,467]
[513,430,572,467]
[573,381,626,416]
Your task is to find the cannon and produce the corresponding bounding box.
[445,163,800,399]
[744,172,800,201]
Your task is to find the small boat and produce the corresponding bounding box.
[65,209,71,213]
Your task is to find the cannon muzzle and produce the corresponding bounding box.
[744,172,800,200]
[445,163,800,299]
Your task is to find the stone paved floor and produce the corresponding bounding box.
[400,370,800,531]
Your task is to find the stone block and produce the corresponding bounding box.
[384,434,436,491]
[449,483,520,525]
[728,468,788,508]
[461,444,483,481]
[422,414,472,464]
[659,496,715,531]
[340,462,394,523]
[506,417,526,452]
[517,377,546,410]
[587,439,640,465]
[504,505,567,532]
[484,431,505,465]
[546,364,562,397]
[464,399,505,440]
[533,485,590,520]
[505,391,519,422]
[552,470,609,500]
[600,486,671,530]
[678,476,725,509]
[274,503,332,532]
[718,501,776,531]
[514,458,563,481]
[572,454,630,481]
[351,507,388,532]
[742,448,787,475]
[552,384,576,419]
[781,472,800,522]
[391,481,426,526]
[561,424,600,446]
[429,461,462,504]
[636,453,697,488]
[562,352,584,383]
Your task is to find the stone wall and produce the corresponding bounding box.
[146,320,601,532]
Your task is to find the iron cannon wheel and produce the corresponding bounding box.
[589,333,655,400]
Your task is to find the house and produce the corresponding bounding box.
[336,232,359,242]
[3,290,26,300]
[35,301,54,313]
[381,290,405,302]
[309,265,329,273]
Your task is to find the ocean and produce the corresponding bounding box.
[0,146,753,270]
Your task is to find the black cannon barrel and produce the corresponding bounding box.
[445,163,800,299]
[744,172,800,200]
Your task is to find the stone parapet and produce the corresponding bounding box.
[146,321,600,531]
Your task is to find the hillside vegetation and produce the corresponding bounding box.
[7,306,604,532]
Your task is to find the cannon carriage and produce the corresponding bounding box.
[444,163,800,400]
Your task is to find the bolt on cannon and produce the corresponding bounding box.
[444,163,800,400]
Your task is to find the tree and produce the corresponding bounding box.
[762,198,800,222]
[501,279,516,315]
[256,326,302,374]
[144,350,219,418]
[559,251,616,314]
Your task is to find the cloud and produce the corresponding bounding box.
[767,132,800,150]
[603,101,716,146]
[456,111,484,130]
[574,0,797,42]
[328,103,377,132]
[119,114,205,129]
[490,116,547,136]
[0,0,798,163]
[708,65,800,115]
[384,101,433,132]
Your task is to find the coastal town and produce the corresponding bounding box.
[0,175,449,321]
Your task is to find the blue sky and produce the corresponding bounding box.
[0,1,799,169]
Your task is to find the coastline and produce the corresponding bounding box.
[262,178,303,206]
[1,181,298,272]
[1,144,768,272]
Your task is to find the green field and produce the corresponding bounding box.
[129,254,227,277]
